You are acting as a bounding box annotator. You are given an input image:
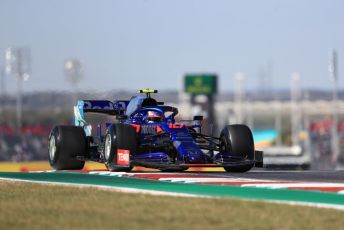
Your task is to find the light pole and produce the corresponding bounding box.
[274,99,282,146]
[235,72,245,124]
[0,67,5,117]
[329,49,339,168]
[303,91,312,168]
[64,59,83,104]
[5,47,30,135]
[246,99,254,130]
[291,72,301,147]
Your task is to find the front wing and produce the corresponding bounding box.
[126,150,263,169]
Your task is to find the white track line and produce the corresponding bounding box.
[1,177,344,211]
[29,170,56,173]
[35,171,344,195]
[241,183,344,189]
[158,177,265,183]
[0,177,205,198]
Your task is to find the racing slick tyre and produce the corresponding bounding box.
[103,123,137,172]
[220,124,255,173]
[48,126,86,170]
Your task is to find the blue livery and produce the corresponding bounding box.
[48,89,263,172]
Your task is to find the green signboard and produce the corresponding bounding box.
[184,74,217,95]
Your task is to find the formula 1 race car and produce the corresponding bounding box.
[48,89,263,172]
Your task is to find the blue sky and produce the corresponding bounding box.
[0,0,343,94]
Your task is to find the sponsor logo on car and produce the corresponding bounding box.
[117,149,130,165]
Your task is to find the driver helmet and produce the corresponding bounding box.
[147,111,163,123]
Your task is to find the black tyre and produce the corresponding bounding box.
[103,123,137,172]
[220,124,255,173]
[48,126,86,170]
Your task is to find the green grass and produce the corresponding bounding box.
[0,181,343,230]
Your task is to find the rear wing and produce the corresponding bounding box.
[74,100,129,135]
[77,100,128,115]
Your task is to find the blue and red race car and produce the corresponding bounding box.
[48,89,263,172]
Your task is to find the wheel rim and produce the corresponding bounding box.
[49,136,56,160]
[104,134,112,161]
[220,136,228,152]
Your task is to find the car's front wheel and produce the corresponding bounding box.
[220,124,255,173]
[103,123,137,172]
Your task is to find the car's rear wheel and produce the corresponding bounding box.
[103,123,137,172]
[48,126,86,170]
[220,124,255,173]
